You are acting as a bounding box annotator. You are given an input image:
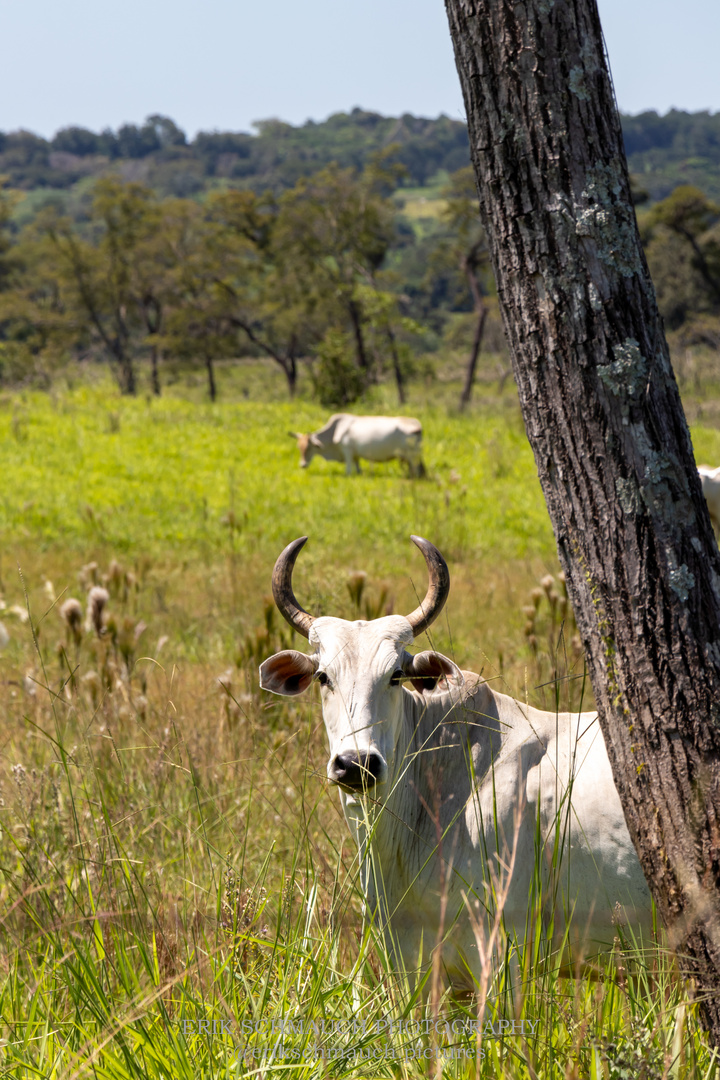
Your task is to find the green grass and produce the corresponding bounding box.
[0,370,718,1077]
[0,384,553,562]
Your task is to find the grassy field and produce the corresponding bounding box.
[1,364,720,1077]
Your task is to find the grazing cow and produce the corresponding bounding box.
[290,414,425,476]
[698,465,720,536]
[260,537,653,990]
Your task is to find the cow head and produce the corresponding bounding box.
[259,537,460,792]
[288,431,322,468]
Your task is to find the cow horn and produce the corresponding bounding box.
[271,536,316,639]
[405,536,450,637]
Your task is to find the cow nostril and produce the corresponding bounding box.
[331,751,385,789]
[365,753,384,781]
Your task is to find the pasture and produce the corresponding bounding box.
[1,367,719,1077]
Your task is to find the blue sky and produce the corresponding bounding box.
[3,0,718,139]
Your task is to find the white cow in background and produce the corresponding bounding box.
[260,536,653,990]
[698,465,720,536]
[290,414,425,476]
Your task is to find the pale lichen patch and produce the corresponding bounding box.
[569,67,590,101]
[616,477,641,516]
[598,338,648,398]
[638,449,696,529]
[579,39,600,74]
[588,281,602,312]
[575,161,643,278]
[668,561,695,602]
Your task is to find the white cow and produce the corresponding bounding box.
[260,537,653,990]
[698,465,720,536]
[290,414,425,476]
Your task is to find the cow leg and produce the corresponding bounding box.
[341,446,355,475]
[343,447,361,474]
[407,455,425,479]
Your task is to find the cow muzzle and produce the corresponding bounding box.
[328,750,387,790]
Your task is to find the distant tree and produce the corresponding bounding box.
[116,123,161,160]
[0,206,79,383]
[145,115,187,149]
[429,166,493,409]
[206,189,308,397]
[152,198,234,401]
[641,186,720,332]
[647,186,720,310]
[273,159,399,397]
[192,131,253,177]
[0,178,17,291]
[39,179,158,392]
[51,127,101,157]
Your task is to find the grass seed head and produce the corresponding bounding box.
[540,573,555,597]
[346,570,367,610]
[78,562,100,589]
[87,586,109,636]
[60,598,83,646]
[81,670,102,706]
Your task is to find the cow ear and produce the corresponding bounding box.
[310,434,323,447]
[288,431,301,440]
[403,650,461,693]
[259,650,317,696]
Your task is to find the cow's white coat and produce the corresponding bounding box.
[293,414,424,475]
[698,465,720,535]
[260,614,653,987]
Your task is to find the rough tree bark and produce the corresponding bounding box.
[445,0,720,1043]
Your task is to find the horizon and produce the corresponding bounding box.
[5,102,720,145]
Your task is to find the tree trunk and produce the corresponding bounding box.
[459,305,486,410]
[205,356,217,402]
[228,315,298,399]
[285,339,298,398]
[445,0,720,1044]
[285,358,297,398]
[143,298,162,396]
[386,323,406,405]
[460,251,488,410]
[117,350,136,395]
[348,297,370,371]
[150,345,161,396]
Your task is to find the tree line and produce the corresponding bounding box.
[0,156,492,406]
[3,108,720,200]
[0,147,718,407]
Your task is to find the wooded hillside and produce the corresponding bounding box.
[1,108,719,406]
[3,108,720,200]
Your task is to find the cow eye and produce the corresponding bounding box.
[316,671,330,688]
[389,669,404,687]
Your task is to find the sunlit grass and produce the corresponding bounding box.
[0,370,718,1075]
[0,382,554,564]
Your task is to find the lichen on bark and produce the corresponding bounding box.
[575,162,644,278]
